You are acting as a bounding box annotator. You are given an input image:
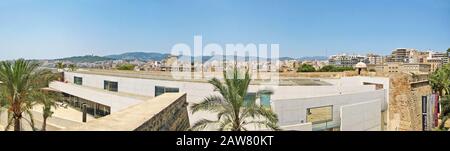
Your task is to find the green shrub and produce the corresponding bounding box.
[297,64,316,72]
[318,65,354,72]
[117,63,136,70]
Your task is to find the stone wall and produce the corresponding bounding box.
[135,93,189,131]
[388,73,430,131]
[65,93,190,131]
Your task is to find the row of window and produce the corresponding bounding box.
[74,77,178,95]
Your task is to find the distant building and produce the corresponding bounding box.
[387,48,410,63]
[367,54,383,65]
[409,50,429,63]
[386,63,401,73]
[329,54,368,67]
[367,63,431,74]
[426,58,442,72]
[400,63,431,74]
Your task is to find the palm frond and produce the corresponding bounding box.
[191,95,226,113]
[190,119,219,131]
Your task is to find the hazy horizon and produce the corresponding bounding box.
[1,0,449,60]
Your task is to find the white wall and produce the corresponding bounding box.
[340,100,381,131]
[272,90,386,127]
[64,72,378,102]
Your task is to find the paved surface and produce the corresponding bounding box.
[31,104,95,123]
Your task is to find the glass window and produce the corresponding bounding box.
[155,86,166,97]
[155,86,179,97]
[74,76,83,85]
[244,93,256,106]
[104,81,118,92]
[260,94,271,108]
[306,105,333,124]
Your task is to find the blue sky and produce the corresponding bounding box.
[0,0,449,60]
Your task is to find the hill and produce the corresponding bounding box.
[56,55,114,63]
[105,52,169,61]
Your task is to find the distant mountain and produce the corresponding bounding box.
[105,52,169,61]
[279,57,297,61]
[56,55,114,63]
[56,52,328,63]
[298,56,328,61]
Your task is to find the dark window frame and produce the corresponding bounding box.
[104,80,118,92]
[155,86,179,97]
[74,76,83,85]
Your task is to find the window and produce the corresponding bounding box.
[104,81,118,92]
[260,93,271,108]
[306,105,333,124]
[244,93,256,106]
[74,76,83,85]
[155,86,179,97]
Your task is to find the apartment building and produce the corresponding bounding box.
[329,54,369,67]
[367,54,383,65]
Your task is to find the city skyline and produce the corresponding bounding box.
[1,0,449,60]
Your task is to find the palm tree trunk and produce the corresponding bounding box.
[14,117,21,131]
[439,116,448,130]
[42,117,47,131]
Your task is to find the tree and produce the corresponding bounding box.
[34,71,60,131]
[430,64,450,97]
[36,91,61,131]
[68,64,77,72]
[319,65,354,72]
[429,64,450,130]
[318,65,335,72]
[55,62,65,72]
[297,64,316,72]
[116,63,136,70]
[447,48,450,57]
[438,95,450,130]
[190,67,280,131]
[0,59,53,131]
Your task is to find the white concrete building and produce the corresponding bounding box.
[49,70,390,131]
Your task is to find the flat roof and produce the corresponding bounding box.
[65,93,185,131]
[71,69,332,86]
[49,81,151,112]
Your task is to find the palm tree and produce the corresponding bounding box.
[55,62,65,72]
[190,67,280,131]
[68,64,77,72]
[0,59,53,131]
[37,91,60,131]
[438,95,450,130]
[430,64,450,97]
[35,70,60,131]
[430,64,450,130]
